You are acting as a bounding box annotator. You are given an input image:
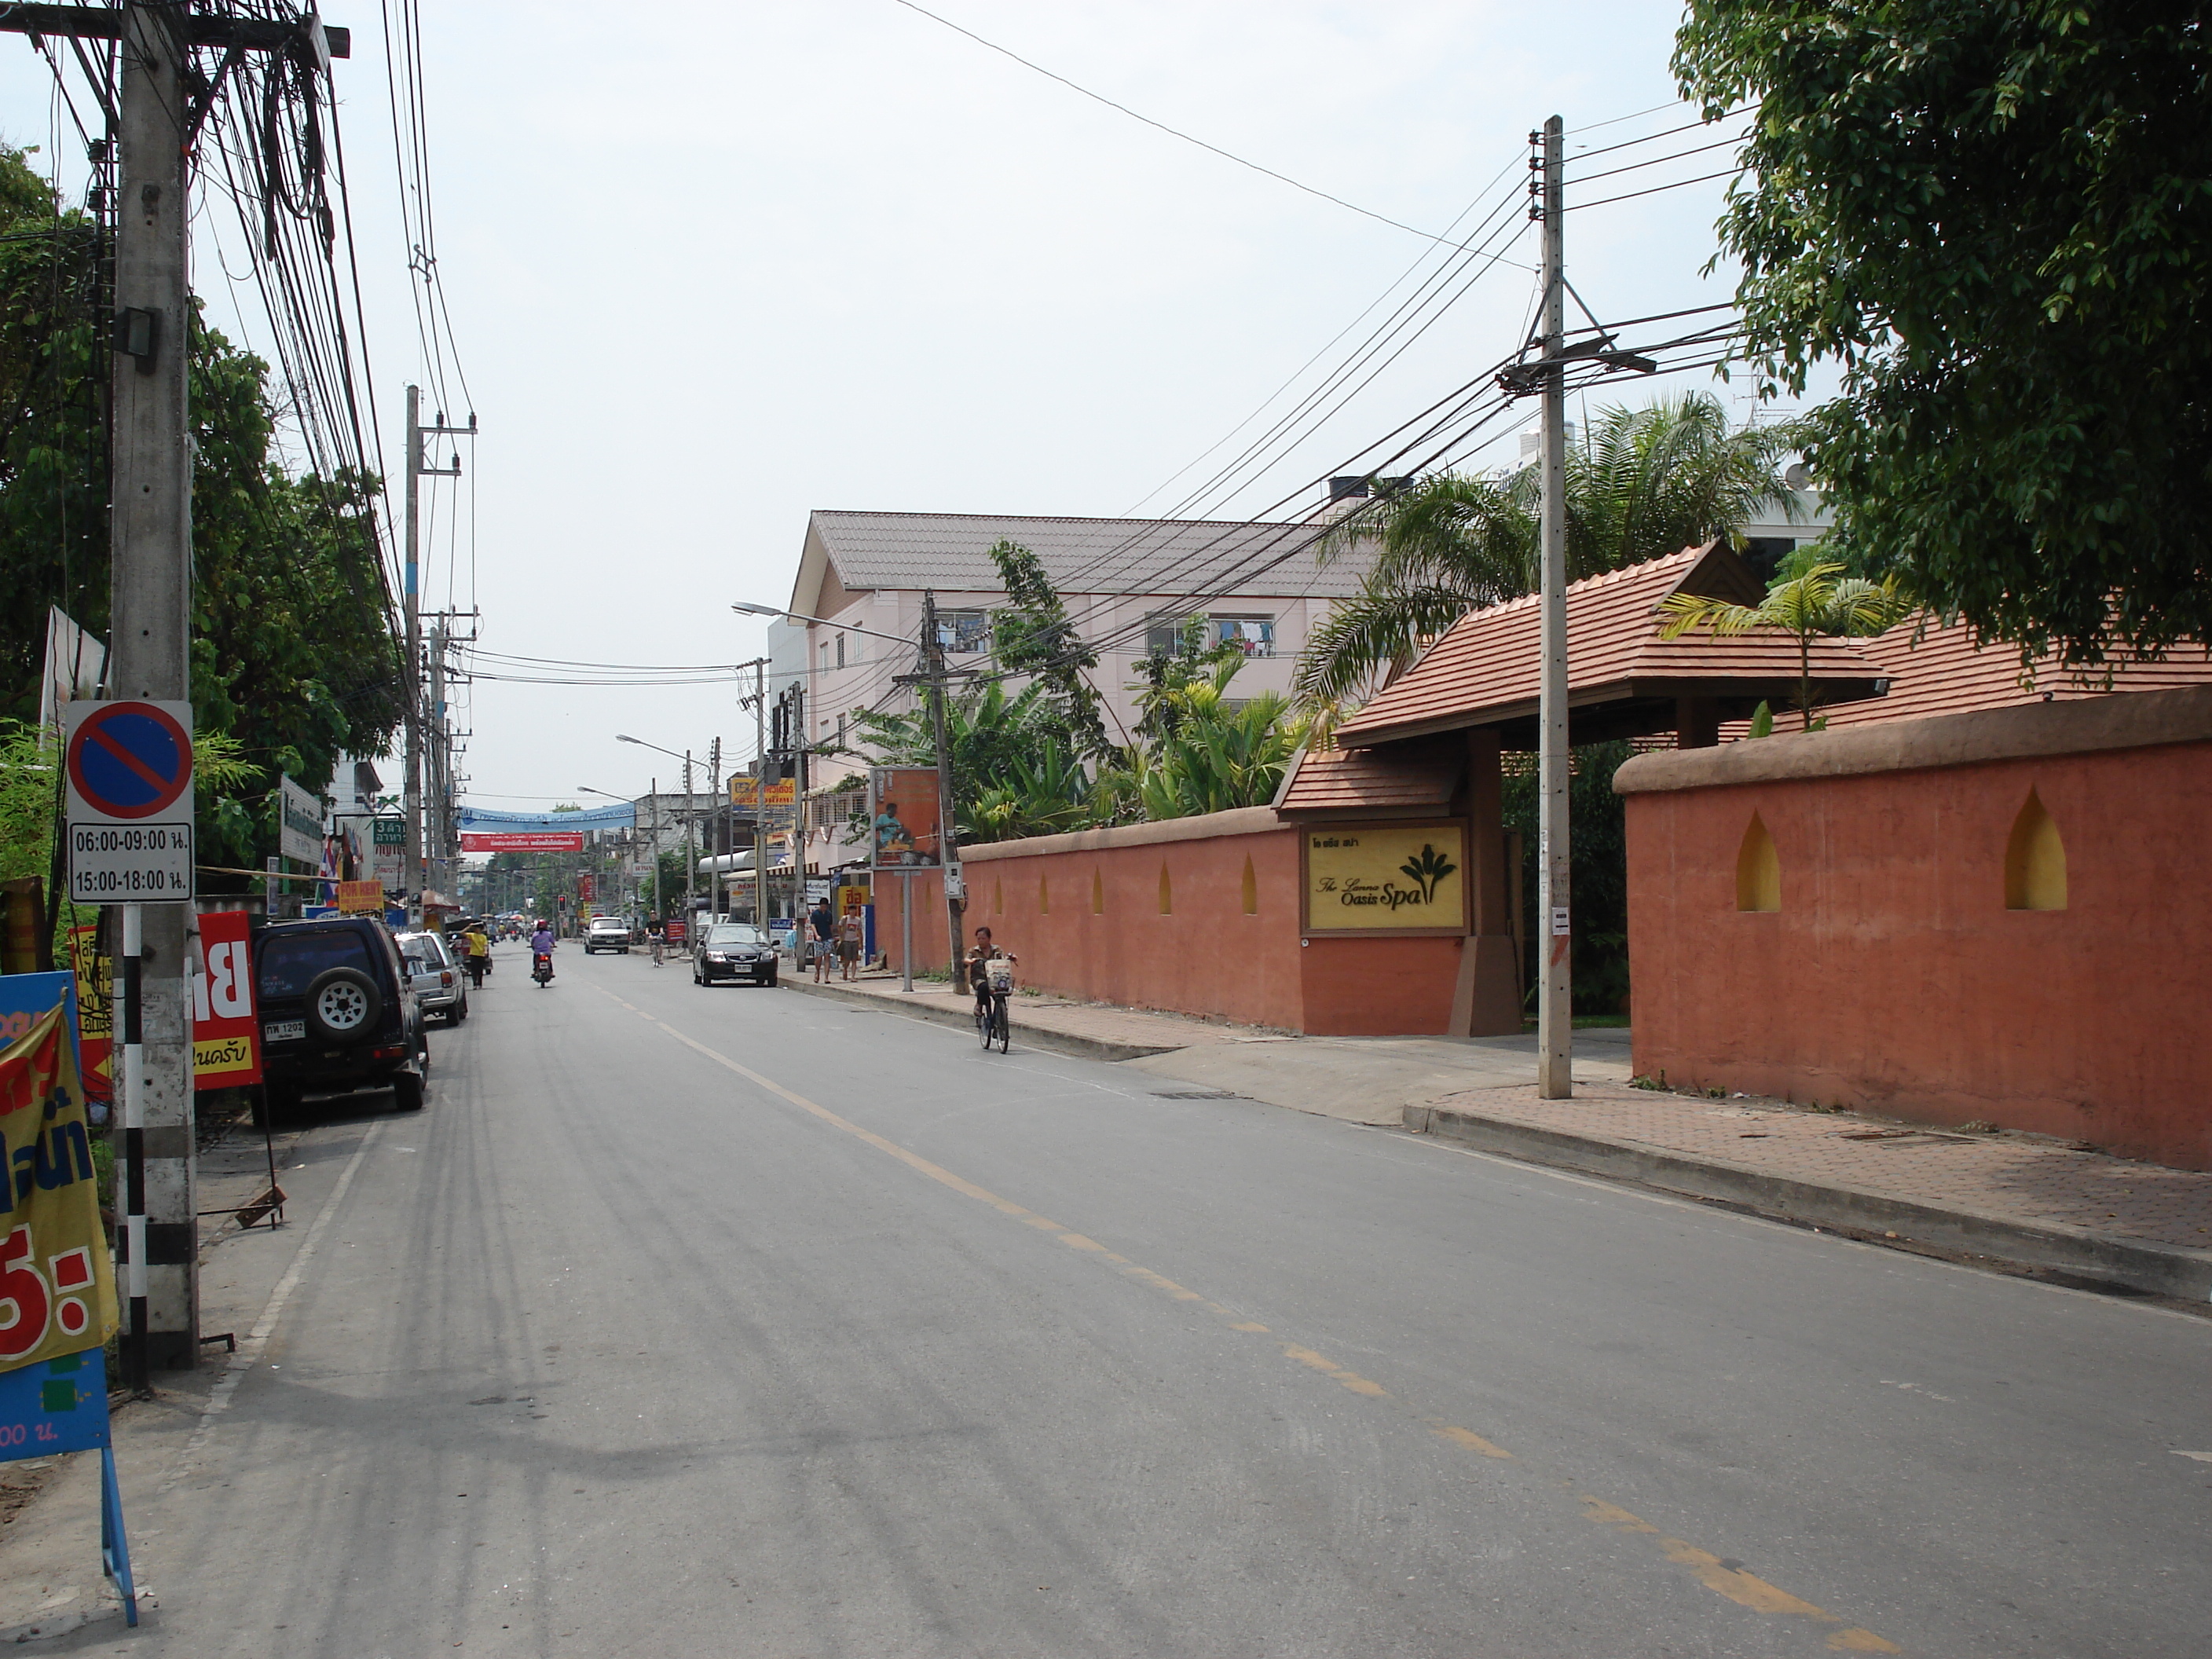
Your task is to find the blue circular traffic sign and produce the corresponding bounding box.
[66,702,192,820]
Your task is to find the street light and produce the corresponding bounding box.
[731,601,923,651]
[617,734,697,923]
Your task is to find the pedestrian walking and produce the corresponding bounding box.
[837,910,862,980]
[808,896,836,983]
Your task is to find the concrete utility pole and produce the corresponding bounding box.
[401,391,471,921]
[1535,114,1573,1100]
[109,2,195,1375]
[649,779,661,921]
[683,750,695,923]
[427,621,446,905]
[752,661,767,932]
[919,592,963,980]
[708,736,723,921]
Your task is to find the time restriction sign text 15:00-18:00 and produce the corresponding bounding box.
[62,701,196,905]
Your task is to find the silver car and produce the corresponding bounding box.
[396,930,468,1024]
[584,915,632,954]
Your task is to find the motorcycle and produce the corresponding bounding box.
[533,951,554,987]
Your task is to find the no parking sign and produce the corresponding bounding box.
[62,701,194,904]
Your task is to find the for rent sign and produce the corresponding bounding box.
[1301,822,1470,938]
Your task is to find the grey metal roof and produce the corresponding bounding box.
[809,509,1377,599]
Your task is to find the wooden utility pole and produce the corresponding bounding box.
[1535,115,1573,1100]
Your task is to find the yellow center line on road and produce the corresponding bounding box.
[594,982,1903,1654]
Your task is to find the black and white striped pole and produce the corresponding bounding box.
[118,902,148,1390]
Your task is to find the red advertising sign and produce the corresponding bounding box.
[577,875,595,902]
[64,925,109,1104]
[190,910,262,1090]
[460,831,585,852]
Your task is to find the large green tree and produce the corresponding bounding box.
[0,145,404,884]
[1675,2,2212,664]
[1296,393,1799,709]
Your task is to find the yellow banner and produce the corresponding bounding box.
[731,775,797,808]
[1303,822,1469,934]
[193,1034,258,1081]
[0,1004,119,1370]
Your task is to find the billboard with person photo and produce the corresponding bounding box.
[867,767,941,872]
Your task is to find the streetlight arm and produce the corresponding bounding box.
[731,602,918,650]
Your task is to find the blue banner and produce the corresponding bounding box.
[456,803,635,833]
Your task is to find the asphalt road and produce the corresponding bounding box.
[74,943,2212,1655]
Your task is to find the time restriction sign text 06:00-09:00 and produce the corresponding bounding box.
[68,823,193,899]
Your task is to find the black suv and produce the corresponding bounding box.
[254,916,427,1115]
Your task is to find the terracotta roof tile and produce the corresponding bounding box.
[1278,742,1461,815]
[1740,617,2212,734]
[1337,544,1888,746]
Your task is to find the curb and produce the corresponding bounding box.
[781,977,1185,1064]
[1406,1102,2212,1302]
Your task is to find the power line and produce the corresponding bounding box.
[886,0,1468,247]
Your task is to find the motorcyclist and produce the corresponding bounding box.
[530,921,556,980]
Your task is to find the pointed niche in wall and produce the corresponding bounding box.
[2005,789,2067,910]
[1736,812,1782,913]
[1158,860,1173,915]
[1241,855,1258,916]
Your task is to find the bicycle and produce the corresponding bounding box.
[650,932,665,968]
[974,958,1013,1053]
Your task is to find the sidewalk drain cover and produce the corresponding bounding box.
[1152,1090,1242,1101]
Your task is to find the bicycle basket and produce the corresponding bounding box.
[985,959,1014,994]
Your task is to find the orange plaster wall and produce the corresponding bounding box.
[939,825,1463,1035]
[1624,742,2212,1170]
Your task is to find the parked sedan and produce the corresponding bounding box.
[693,922,777,987]
[396,929,468,1024]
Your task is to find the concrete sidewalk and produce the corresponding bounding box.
[786,972,2212,1302]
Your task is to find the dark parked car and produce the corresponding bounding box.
[693,921,776,987]
[254,915,427,1117]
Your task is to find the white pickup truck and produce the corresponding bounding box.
[583,915,632,954]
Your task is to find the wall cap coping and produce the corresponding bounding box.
[1614,682,2212,795]
[958,805,1287,862]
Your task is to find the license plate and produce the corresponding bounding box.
[263,1019,306,1043]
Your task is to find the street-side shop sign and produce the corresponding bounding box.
[188,910,262,1090]
[1302,821,1470,938]
[62,701,194,904]
[278,774,325,866]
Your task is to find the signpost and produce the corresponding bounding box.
[371,818,405,892]
[62,701,193,905]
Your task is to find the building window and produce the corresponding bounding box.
[1144,621,1181,657]
[1212,615,1275,657]
[836,634,846,669]
[937,610,990,654]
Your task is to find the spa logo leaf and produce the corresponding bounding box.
[1398,843,1456,904]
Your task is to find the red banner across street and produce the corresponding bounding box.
[460,832,585,852]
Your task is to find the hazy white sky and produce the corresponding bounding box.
[2,2,1822,808]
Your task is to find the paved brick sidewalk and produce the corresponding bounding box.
[1423,1081,2212,1255]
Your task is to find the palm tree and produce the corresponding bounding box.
[1295,392,1803,712]
[1657,560,1914,731]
